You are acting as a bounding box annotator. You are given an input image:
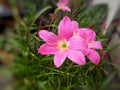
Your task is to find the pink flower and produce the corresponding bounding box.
[78,28,103,65]
[102,23,107,30]
[38,16,87,68]
[57,0,71,12]
[101,50,107,59]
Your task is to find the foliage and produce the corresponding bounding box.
[0,0,119,90]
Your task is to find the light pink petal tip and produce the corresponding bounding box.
[54,51,67,68]
[68,50,86,65]
[38,43,56,55]
[39,30,59,44]
[57,0,71,12]
[89,41,103,50]
[57,0,70,6]
[78,28,96,42]
[71,21,79,31]
[63,6,71,12]
[87,49,100,65]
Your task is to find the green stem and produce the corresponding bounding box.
[52,8,60,22]
[49,8,60,30]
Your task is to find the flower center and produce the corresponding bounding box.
[61,42,67,48]
[58,39,69,51]
[88,43,92,48]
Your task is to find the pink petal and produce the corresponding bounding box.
[57,2,62,8]
[101,50,107,59]
[71,21,79,33]
[78,28,96,42]
[87,49,100,65]
[39,30,59,44]
[57,0,71,12]
[63,0,70,5]
[54,51,67,68]
[63,6,71,12]
[58,16,73,39]
[68,50,86,65]
[69,36,89,55]
[89,41,103,50]
[38,43,56,55]
[57,0,70,6]
[71,21,79,29]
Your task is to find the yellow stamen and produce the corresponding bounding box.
[57,39,69,51]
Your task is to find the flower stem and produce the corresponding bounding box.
[49,8,60,30]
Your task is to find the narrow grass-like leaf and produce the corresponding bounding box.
[101,72,116,89]
[31,6,52,25]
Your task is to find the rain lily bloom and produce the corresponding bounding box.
[57,0,71,12]
[38,16,87,68]
[101,50,107,59]
[78,28,103,65]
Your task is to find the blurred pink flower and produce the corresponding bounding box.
[102,23,106,30]
[78,28,103,65]
[101,50,107,59]
[38,16,87,68]
[57,0,71,12]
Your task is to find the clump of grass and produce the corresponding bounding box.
[5,0,118,90]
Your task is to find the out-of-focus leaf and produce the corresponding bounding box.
[101,72,116,89]
[31,6,52,25]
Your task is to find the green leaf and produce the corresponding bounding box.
[31,6,52,25]
[101,72,116,89]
